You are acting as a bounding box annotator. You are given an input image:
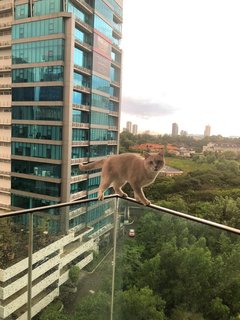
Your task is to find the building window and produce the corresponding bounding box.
[12,86,63,101]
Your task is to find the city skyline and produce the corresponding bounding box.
[120,0,240,138]
[122,120,215,137]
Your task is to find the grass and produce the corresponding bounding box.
[165,157,215,174]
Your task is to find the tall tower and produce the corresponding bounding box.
[132,124,138,135]
[0,0,123,211]
[172,122,178,137]
[126,121,132,133]
[0,1,12,212]
[204,124,211,137]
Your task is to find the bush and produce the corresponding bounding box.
[69,265,80,285]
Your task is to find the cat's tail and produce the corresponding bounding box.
[79,159,105,171]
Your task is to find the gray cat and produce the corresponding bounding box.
[79,152,164,205]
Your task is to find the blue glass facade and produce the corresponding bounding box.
[92,75,110,94]
[12,177,60,197]
[12,142,62,160]
[12,18,64,39]
[12,39,64,64]
[33,0,63,16]
[12,86,63,102]
[12,106,63,121]
[12,160,61,178]
[13,66,64,83]
[72,109,89,123]
[12,124,62,140]
[11,194,57,209]
[73,91,90,105]
[10,0,122,208]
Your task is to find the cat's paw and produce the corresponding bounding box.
[121,192,128,198]
[144,200,151,206]
[98,193,104,201]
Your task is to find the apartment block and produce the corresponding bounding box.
[0,1,122,318]
[0,0,123,211]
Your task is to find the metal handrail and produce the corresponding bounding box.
[2,194,240,235]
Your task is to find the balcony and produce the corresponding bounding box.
[1,195,240,319]
[0,22,11,30]
[73,64,91,76]
[0,3,12,13]
[0,41,11,49]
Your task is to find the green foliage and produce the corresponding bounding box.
[118,212,240,319]
[73,291,110,320]
[115,286,166,320]
[69,265,80,285]
[171,307,204,320]
[39,300,67,320]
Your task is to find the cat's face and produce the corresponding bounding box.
[144,152,165,172]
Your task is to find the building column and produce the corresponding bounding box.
[61,15,75,203]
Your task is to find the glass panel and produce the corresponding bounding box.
[33,0,63,16]
[12,18,64,39]
[12,124,62,140]
[114,198,240,319]
[2,197,240,319]
[12,66,64,83]
[12,106,63,121]
[15,3,30,20]
[11,142,62,160]
[94,14,112,40]
[12,159,61,178]
[12,86,63,102]
[12,39,64,64]
[0,213,30,318]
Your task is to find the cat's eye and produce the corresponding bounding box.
[149,161,153,165]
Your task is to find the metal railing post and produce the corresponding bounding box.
[27,212,33,320]
[110,197,119,320]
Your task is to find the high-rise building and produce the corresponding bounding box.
[172,122,178,137]
[126,121,132,133]
[204,124,211,137]
[0,0,123,211]
[132,124,138,135]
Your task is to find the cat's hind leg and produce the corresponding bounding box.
[98,178,111,201]
[112,181,128,198]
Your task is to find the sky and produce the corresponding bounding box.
[120,0,240,137]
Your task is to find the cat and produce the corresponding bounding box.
[79,152,165,205]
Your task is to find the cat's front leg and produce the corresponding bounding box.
[133,187,151,206]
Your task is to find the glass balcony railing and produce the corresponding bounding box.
[1,196,240,319]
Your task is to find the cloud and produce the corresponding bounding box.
[121,96,177,119]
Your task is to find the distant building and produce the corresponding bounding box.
[172,123,179,137]
[203,142,240,153]
[161,165,183,177]
[180,130,188,136]
[132,124,138,135]
[130,143,164,153]
[126,121,132,133]
[204,125,211,137]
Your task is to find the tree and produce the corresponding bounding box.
[39,300,67,320]
[69,265,80,285]
[207,297,230,320]
[115,286,166,320]
[73,291,111,320]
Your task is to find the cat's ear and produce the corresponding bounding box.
[143,152,151,159]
